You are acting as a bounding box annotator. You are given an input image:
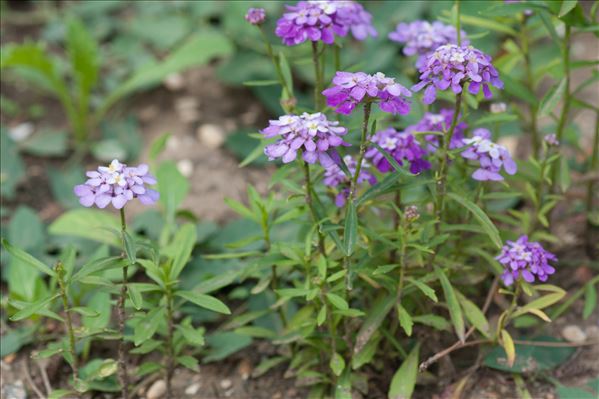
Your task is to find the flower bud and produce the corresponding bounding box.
[245,8,266,25]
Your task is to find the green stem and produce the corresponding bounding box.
[303,161,326,256]
[117,208,130,399]
[435,92,463,230]
[56,262,78,383]
[551,25,571,193]
[586,112,599,255]
[520,20,540,158]
[390,190,401,263]
[165,287,175,399]
[258,26,292,110]
[349,102,372,201]
[456,0,462,45]
[334,45,340,72]
[499,282,522,335]
[311,41,323,111]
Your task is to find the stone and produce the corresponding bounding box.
[164,73,185,91]
[146,379,167,399]
[219,379,232,390]
[185,383,201,396]
[177,159,194,177]
[561,325,587,343]
[197,124,225,149]
[8,122,34,142]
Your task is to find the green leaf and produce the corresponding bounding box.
[48,166,85,209]
[278,51,293,94]
[127,284,143,310]
[559,157,571,193]
[66,16,99,102]
[8,206,44,251]
[224,198,256,220]
[458,13,517,35]
[0,326,35,357]
[243,80,279,86]
[133,307,163,346]
[165,223,196,280]
[330,352,345,377]
[457,292,490,337]
[177,355,199,371]
[10,294,60,321]
[48,389,75,399]
[412,314,451,331]
[204,332,252,362]
[583,283,597,320]
[343,201,358,256]
[157,161,189,219]
[101,31,232,114]
[555,384,597,399]
[388,344,419,399]
[406,278,438,302]
[447,192,502,249]
[148,132,170,162]
[326,293,349,311]
[539,79,567,116]
[175,290,231,314]
[512,291,566,318]
[559,0,578,17]
[484,336,575,373]
[71,257,127,282]
[397,305,413,336]
[48,209,120,245]
[2,239,55,277]
[70,307,99,317]
[317,306,327,327]
[20,130,68,156]
[358,172,402,205]
[354,293,395,356]
[501,74,537,105]
[123,231,137,265]
[434,266,465,342]
[0,129,25,199]
[178,324,206,346]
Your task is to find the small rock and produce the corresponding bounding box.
[164,73,185,91]
[177,159,194,177]
[2,380,27,399]
[272,393,282,399]
[146,379,167,399]
[197,124,226,149]
[185,383,201,396]
[562,325,587,343]
[9,122,34,142]
[237,358,252,380]
[220,379,232,390]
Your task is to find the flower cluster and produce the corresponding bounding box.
[544,133,559,147]
[412,44,503,104]
[74,160,159,209]
[261,112,348,166]
[323,155,376,207]
[245,8,266,25]
[405,109,467,153]
[322,71,412,115]
[275,1,376,46]
[461,129,517,181]
[496,235,557,286]
[388,21,468,68]
[365,128,431,174]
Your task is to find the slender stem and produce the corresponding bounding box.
[165,288,175,399]
[456,0,461,45]
[334,45,340,72]
[117,208,130,399]
[348,102,372,201]
[520,20,540,157]
[311,41,323,111]
[586,112,599,255]
[532,147,550,232]
[303,161,326,256]
[551,25,571,193]
[390,191,401,263]
[435,92,463,230]
[258,26,293,112]
[56,263,78,382]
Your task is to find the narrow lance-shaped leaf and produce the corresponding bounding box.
[388,344,420,399]
[539,78,567,117]
[10,294,61,321]
[2,239,56,277]
[343,202,358,256]
[175,290,231,314]
[447,192,502,249]
[434,266,465,342]
[500,329,516,367]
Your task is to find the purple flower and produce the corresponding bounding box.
[322,71,412,115]
[261,112,348,167]
[74,159,159,209]
[496,235,557,286]
[461,131,517,181]
[388,21,468,69]
[412,44,503,105]
[323,155,376,207]
[544,133,559,146]
[275,1,376,46]
[365,128,431,174]
[405,109,467,153]
[245,8,266,25]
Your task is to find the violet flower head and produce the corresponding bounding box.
[412,44,503,105]
[275,1,376,46]
[323,155,376,207]
[365,128,431,174]
[74,159,159,209]
[461,131,517,181]
[388,21,468,69]
[496,235,557,286]
[322,71,412,115]
[544,133,559,147]
[245,8,266,25]
[261,112,348,167]
[405,109,467,153]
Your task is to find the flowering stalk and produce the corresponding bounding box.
[551,25,571,193]
[455,0,462,45]
[117,207,130,399]
[165,284,175,399]
[348,102,372,201]
[435,92,463,227]
[55,261,79,384]
[312,41,324,111]
[520,19,540,157]
[257,26,294,112]
[302,160,326,256]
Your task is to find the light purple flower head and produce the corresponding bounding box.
[544,133,559,147]
[388,21,468,69]
[275,1,376,46]
[74,159,159,209]
[412,44,503,105]
[496,235,557,286]
[322,71,412,115]
[261,112,348,167]
[365,128,431,174]
[461,130,517,181]
[245,8,266,25]
[323,155,376,207]
[405,109,467,153]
